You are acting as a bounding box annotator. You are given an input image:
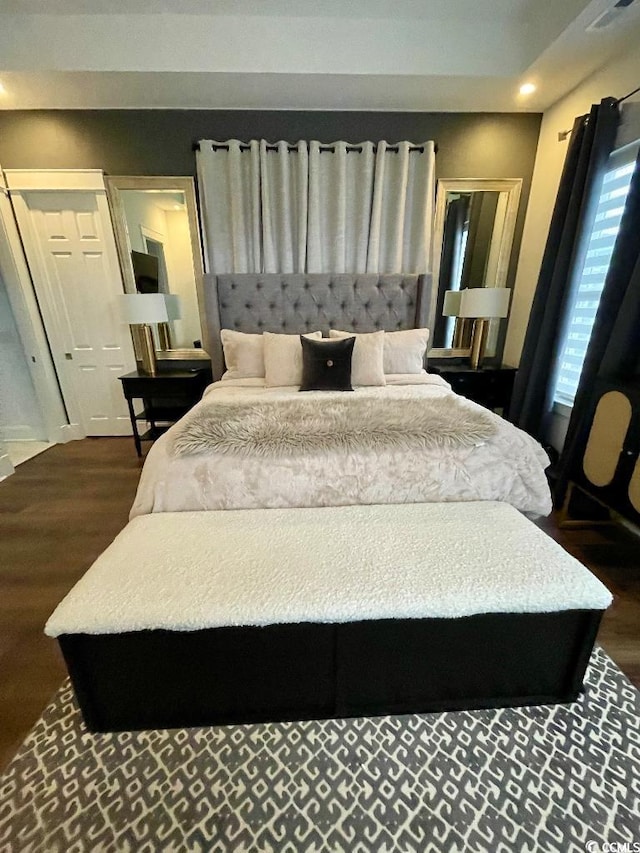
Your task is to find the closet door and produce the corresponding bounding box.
[7,171,136,437]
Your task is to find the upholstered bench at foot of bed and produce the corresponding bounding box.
[45,502,612,732]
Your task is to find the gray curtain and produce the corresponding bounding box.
[509,98,620,439]
[196,139,435,276]
[556,146,640,501]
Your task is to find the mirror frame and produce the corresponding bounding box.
[105,175,209,360]
[428,177,522,359]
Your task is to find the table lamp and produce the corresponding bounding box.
[458,287,511,370]
[157,294,182,351]
[120,293,169,376]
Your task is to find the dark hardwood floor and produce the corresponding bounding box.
[0,438,141,772]
[0,438,639,773]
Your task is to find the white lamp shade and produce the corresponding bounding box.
[120,293,168,325]
[458,287,510,319]
[164,293,182,321]
[442,290,463,317]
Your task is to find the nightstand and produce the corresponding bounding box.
[429,363,517,414]
[119,369,210,457]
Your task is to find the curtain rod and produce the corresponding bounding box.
[558,88,640,141]
[615,84,640,105]
[192,141,437,154]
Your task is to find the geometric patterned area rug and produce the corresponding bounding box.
[1,648,639,853]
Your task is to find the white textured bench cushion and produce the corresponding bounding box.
[45,502,612,637]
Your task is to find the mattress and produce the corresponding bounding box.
[129,375,552,518]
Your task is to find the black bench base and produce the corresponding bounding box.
[59,609,603,732]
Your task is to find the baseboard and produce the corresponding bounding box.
[56,423,84,443]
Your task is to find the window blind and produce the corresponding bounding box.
[553,141,639,407]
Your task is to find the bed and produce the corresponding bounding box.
[47,276,601,730]
[130,273,552,518]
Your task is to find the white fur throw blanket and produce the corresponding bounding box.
[173,395,497,458]
[130,378,553,518]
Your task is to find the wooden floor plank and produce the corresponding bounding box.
[0,438,140,771]
[0,437,638,772]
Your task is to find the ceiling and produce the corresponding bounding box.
[0,0,639,111]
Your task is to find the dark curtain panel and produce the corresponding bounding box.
[432,196,470,347]
[556,146,640,500]
[509,97,620,438]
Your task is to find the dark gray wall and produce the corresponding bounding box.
[0,110,541,179]
[0,109,541,359]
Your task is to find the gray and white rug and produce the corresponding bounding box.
[1,647,639,852]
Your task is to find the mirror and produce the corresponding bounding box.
[106,176,208,358]
[429,178,522,359]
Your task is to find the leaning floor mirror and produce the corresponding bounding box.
[429,178,522,360]
[106,176,209,360]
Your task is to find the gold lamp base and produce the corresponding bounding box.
[137,324,158,376]
[157,322,172,351]
[452,317,472,349]
[469,318,489,370]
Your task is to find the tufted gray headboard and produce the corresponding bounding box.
[203,273,432,379]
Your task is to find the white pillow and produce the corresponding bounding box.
[383,328,430,374]
[328,330,386,386]
[264,331,323,387]
[220,329,265,379]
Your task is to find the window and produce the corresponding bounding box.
[553,141,639,408]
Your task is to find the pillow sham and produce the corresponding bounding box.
[327,330,386,386]
[383,328,430,374]
[264,331,323,387]
[220,329,265,379]
[300,336,355,392]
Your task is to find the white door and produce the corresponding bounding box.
[7,172,136,437]
[0,171,71,445]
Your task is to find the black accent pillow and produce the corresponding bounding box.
[299,336,355,391]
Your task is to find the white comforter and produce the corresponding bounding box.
[130,374,552,519]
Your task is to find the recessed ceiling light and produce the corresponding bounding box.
[519,83,536,96]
